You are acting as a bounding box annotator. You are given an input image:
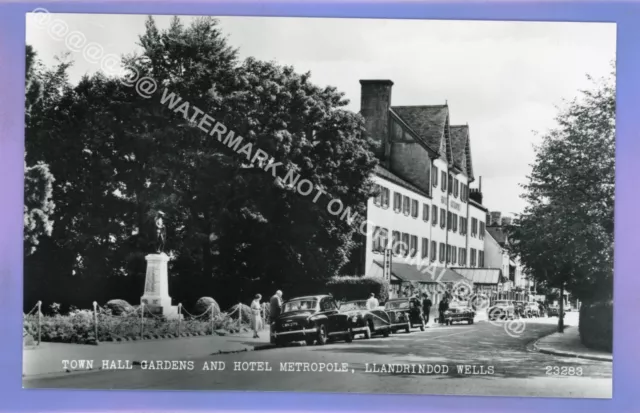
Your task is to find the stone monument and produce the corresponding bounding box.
[140,211,179,318]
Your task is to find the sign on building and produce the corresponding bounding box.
[383,248,392,281]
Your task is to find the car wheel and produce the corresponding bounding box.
[405,323,411,333]
[364,324,372,339]
[305,338,315,346]
[316,325,328,345]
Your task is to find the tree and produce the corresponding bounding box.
[508,66,615,331]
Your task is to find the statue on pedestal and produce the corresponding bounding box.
[155,211,166,253]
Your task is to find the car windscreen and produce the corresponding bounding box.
[282,299,317,313]
[340,301,367,311]
[385,301,410,310]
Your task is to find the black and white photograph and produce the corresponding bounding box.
[23,12,615,398]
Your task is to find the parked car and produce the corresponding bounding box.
[443,300,475,325]
[547,305,567,317]
[384,297,425,333]
[339,300,392,339]
[525,302,540,318]
[272,295,353,347]
[487,300,516,321]
[513,301,527,318]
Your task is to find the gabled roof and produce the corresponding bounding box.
[487,226,508,247]
[451,268,505,285]
[390,105,449,156]
[374,165,430,198]
[373,261,469,284]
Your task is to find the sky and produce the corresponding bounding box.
[25,13,616,215]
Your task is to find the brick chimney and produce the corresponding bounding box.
[360,80,393,161]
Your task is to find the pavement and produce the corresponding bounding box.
[23,329,272,377]
[534,324,613,362]
[23,312,612,398]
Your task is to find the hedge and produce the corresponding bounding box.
[326,275,390,303]
[578,299,613,352]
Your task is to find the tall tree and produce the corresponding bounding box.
[509,67,615,330]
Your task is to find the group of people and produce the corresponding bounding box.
[249,290,283,339]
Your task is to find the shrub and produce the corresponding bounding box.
[326,275,390,303]
[579,299,613,352]
[228,303,253,325]
[193,297,221,318]
[105,299,134,316]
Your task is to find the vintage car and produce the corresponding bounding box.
[384,297,425,333]
[547,305,567,317]
[487,300,516,321]
[513,301,527,318]
[443,300,475,325]
[339,300,392,339]
[525,302,540,318]
[272,295,353,346]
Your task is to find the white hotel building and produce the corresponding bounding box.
[349,80,488,297]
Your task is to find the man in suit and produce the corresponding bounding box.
[270,290,283,322]
[422,293,433,325]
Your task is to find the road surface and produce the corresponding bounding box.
[24,315,611,398]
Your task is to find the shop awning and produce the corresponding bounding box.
[372,260,469,284]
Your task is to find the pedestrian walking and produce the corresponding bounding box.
[438,296,449,324]
[270,290,283,322]
[251,294,263,339]
[422,293,433,325]
[366,293,379,310]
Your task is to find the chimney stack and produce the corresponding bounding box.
[360,80,394,162]
[479,176,482,192]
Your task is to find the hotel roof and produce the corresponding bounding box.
[374,165,430,198]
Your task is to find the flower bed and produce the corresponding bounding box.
[23,305,254,345]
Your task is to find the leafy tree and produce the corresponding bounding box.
[509,67,615,330]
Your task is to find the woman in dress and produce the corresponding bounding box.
[251,294,263,339]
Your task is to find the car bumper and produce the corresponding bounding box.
[273,327,319,341]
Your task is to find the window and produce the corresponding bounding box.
[459,216,464,235]
[471,218,478,237]
[454,179,459,198]
[452,246,457,265]
[421,238,429,258]
[460,184,466,202]
[372,227,388,252]
[479,250,485,268]
[439,243,445,263]
[448,175,453,195]
[373,184,381,206]
[393,192,402,212]
[440,208,446,229]
[432,166,438,187]
[470,248,477,266]
[447,211,452,231]
[422,204,430,222]
[381,187,390,208]
[411,199,419,219]
[479,222,486,239]
[432,205,438,226]
[392,231,401,255]
[441,171,447,191]
[459,248,465,266]
[403,196,410,215]
[410,235,418,257]
[452,213,458,232]
[430,241,437,261]
[446,244,451,263]
[402,233,410,257]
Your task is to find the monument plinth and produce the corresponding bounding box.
[141,253,179,318]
